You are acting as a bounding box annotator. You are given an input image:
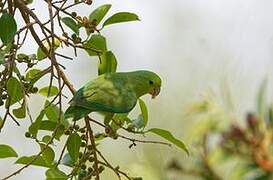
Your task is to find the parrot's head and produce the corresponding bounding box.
[147,73,161,99]
[132,70,162,99]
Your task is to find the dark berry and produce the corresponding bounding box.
[81,134,86,140]
[81,164,87,170]
[25,132,31,138]
[80,128,86,133]
[74,124,80,130]
[31,87,38,93]
[98,166,104,173]
[81,142,86,147]
[64,130,70,135]
[71,12,77,17]
[87,145,92,150]
[1,94,7,99]
[88,167,93,172]
[71,34,77,40]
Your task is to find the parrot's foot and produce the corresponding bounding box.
[104,125,118,139]
[103,113,114,126]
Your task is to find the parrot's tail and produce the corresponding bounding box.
[64,106,91,121]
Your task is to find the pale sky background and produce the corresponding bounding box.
[1,0,273,179]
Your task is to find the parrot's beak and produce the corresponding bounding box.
[150,87,161,99]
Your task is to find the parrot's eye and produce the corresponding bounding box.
[149,80,154,85]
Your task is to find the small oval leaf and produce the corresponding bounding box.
[148,128,189,155]
[67,132,81,161]
[17,53,29,62]
[98,51,117,75]
[83,34,107,56]
[26,68,51,87]
[40,144,55,165]
[38,121,65,140]
[39,86,59,97]
[12,103,26,119]
[89,4,112,25]
[0,13,17,45]
[138,99,148,128]
[42,135,52,144]
[44,100,69,128]
[103,12,139,27]
[0,144,18,158]
[29,110,45,138]
[26,69,41,81]
[6,77,24,106]
[61,17,79,35]
[46,168,68,180]
[16,155,52,167]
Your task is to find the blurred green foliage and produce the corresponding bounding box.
[167,81,273,180]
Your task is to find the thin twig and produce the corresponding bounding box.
[85,117,100,180]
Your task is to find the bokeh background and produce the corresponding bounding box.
[1,0,273,179]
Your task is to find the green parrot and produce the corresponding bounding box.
[64,70,161,123]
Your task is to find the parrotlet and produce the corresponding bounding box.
[64,70,161,123]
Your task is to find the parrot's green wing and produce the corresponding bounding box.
[64,71,162,121]
[67,74,137,119]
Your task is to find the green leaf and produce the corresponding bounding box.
[257,79,267,119]
[67,132,81,162]
[138,99,148,128]
[26,68,51,87]
[16,155,52,168]
[148,128,189,155]
[39,86,59,97]
[0,144,18,158]
[26,68,51,88]
[12,103,26,119]
[103,12,139,27]
[98,51,117,75]
[61,153,74,167]
[0,50,5,64]
[40,144,55,165]
[46,168,68,180]
[44,101,59,121]
[26,69,41,81]
[39,121,59,130]
[6,77,24,105]
[29,110,45,138]
[37,38,61,60]
[0,13,17,45]
[89,4,111,25]
[17,53,30,62]
[39,121,65,140]
[42,135,52,144]
[94,133,107,141]
[83,34,107,56]
[44,100,68,128]
[61,17,79,35]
